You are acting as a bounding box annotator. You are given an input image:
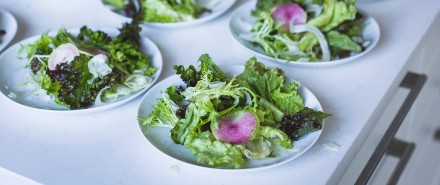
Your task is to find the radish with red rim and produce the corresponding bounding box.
[211,109,259,144]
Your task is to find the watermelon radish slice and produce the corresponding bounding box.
[212,110,259,144]
[271,3,307,30]
[48,43,79,70]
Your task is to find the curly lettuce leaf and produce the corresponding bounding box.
[259,126,292,149]
[21,33,54,58]
[187,131,245,169]
[77,26,112,50]
[174,54,227,87]
[272,81,304,115]
[140,87,180,128]
[107,23,156,76]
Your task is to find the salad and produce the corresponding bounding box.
[240,0,368,62]
[20,18,157,109]
[103,0,215,23]
[139,54,331,169]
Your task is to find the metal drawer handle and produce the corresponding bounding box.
[355,72,427,185]
[386,138,415,185]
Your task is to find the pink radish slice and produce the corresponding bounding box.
[48,43,80,70]
[271,3,307,30]
[212,110,259,144]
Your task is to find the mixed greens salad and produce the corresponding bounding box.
[139,54,331,168]
[20,18,157,109]
[104,0,213,23]
[240,0,368,62]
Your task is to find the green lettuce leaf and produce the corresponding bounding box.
[171,103,205,145]
[140,86,180,128]
[237,57,304,117]
[272,81,303,115]
[187,131,245,169]
[142,0,202,23]
[244,137,272,159]
[174,54,227,87]
[327,30,361,52]
[321,1,357,31]
[307,0,336,27]
[259,126,292,149]
[300,0,357,52]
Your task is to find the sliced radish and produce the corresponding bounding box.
[48,43,79,70]
[212,110,259,144]
[271,3,307,30]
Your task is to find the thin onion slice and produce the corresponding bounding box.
[289,21,330,62]
[94,86,111,107]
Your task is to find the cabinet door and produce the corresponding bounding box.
[338,12,440,185]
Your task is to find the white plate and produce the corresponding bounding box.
[0,8,18,52]
[0,28,163,114]
[137,65,325,170]
[229,1,381,67]
[103,0,235,28]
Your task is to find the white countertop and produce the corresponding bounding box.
[0,0,439,184]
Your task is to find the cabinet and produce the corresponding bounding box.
[337,11,440,185]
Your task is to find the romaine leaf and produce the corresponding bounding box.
[306,0,336,27]
[327,30,361,52]
[171,103,203,145]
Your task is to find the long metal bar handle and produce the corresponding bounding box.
[355,72,427,185]
[386,138,415,184]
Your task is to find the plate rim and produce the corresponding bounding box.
[0,27,163,115]
[0,8,18,52]
[137,64,326,171]
[228,0,381,68]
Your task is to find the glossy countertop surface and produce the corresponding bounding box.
[0,0,439,184]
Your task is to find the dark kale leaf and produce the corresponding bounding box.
[279,107,331,140]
